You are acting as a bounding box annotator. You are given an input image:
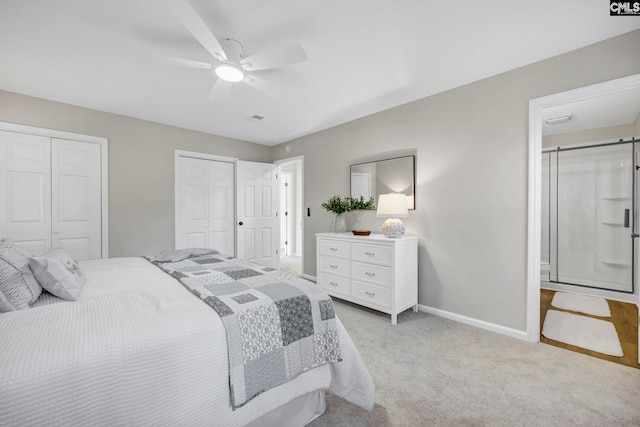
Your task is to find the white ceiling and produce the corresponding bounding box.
[1,0,639,146]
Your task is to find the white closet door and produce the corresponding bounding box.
[176,156,235,255]
[51,138,102,261]
[0,130,52,255]
[236,161,278,268]
[208,160,235,255]
[177,157,209,249]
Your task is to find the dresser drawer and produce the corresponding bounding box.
[318,239,350,259]
[317,273,351,297]
[318,256,350,276]
[351,262,390,288]
[351,243,391,265]
[352,282,390,308]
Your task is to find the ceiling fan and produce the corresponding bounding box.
[169,0,308,101]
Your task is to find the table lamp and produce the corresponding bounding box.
[376,193,408,238]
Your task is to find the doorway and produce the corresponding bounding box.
[527,73,640,350]
[277,156,303,276]
[175,151,279,269]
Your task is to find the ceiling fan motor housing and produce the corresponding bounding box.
[219,38,243,63]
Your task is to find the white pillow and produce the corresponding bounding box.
[29,248,86,301]
[0,238,42,312]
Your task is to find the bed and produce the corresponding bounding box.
[0,243,374,426]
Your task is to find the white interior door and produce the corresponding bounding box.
[236,161,278,268]
[0,130,52,255]
[51,138,102,260]
[176,156,235,255]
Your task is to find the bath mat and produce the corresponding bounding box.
[542,310,623,357]
[551,292,611,317]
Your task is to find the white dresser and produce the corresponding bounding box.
[316,232,418,324]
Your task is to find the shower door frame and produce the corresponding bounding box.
[542,140,637,294]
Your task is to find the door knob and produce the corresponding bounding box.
[238,221,244,226]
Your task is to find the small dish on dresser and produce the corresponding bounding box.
[352,230,371,236]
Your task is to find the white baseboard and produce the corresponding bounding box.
[418,304,529,341]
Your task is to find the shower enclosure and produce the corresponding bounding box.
[541,140,636,293]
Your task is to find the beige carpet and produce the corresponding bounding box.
[309,299,640,426]
[279,255,302,276]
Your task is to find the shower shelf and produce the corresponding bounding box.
[601,259,629,268]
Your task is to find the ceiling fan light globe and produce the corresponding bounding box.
[215,63,244,82]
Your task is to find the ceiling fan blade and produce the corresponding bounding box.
[209,78,233,101]
[159,57,213,69]
[171,0,227,61]
[241,44,307,71]
[243,74,275,97]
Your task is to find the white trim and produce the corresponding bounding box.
[0,121,109,258]
[419,304,529,341]
[0,121,107,145]
[175,149,238,164]
[100,140,109,258]
[274,155,305,165]
[527,73,640,343]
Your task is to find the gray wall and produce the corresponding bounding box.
[0,91,271,257]
[271,29,640,332]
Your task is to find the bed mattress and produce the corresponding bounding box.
[0,257,373,426]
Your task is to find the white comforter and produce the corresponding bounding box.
[0,257,374,426]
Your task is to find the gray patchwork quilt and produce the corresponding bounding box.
[146,252,341,409]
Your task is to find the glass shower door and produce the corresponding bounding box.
[554,143,634,292]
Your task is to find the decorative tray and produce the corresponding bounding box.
[352,230,371,236]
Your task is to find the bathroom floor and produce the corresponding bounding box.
[540,289,639,368]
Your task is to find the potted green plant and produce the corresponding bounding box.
[348,196,375,211]
[321,196,352,232]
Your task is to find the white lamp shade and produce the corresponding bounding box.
[376,193,408,218]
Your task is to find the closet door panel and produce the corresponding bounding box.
[209,161,235,256]
[176,157,209,250]
[176,156,235,254]
[0,131,51,254]
[52,139,102,261]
